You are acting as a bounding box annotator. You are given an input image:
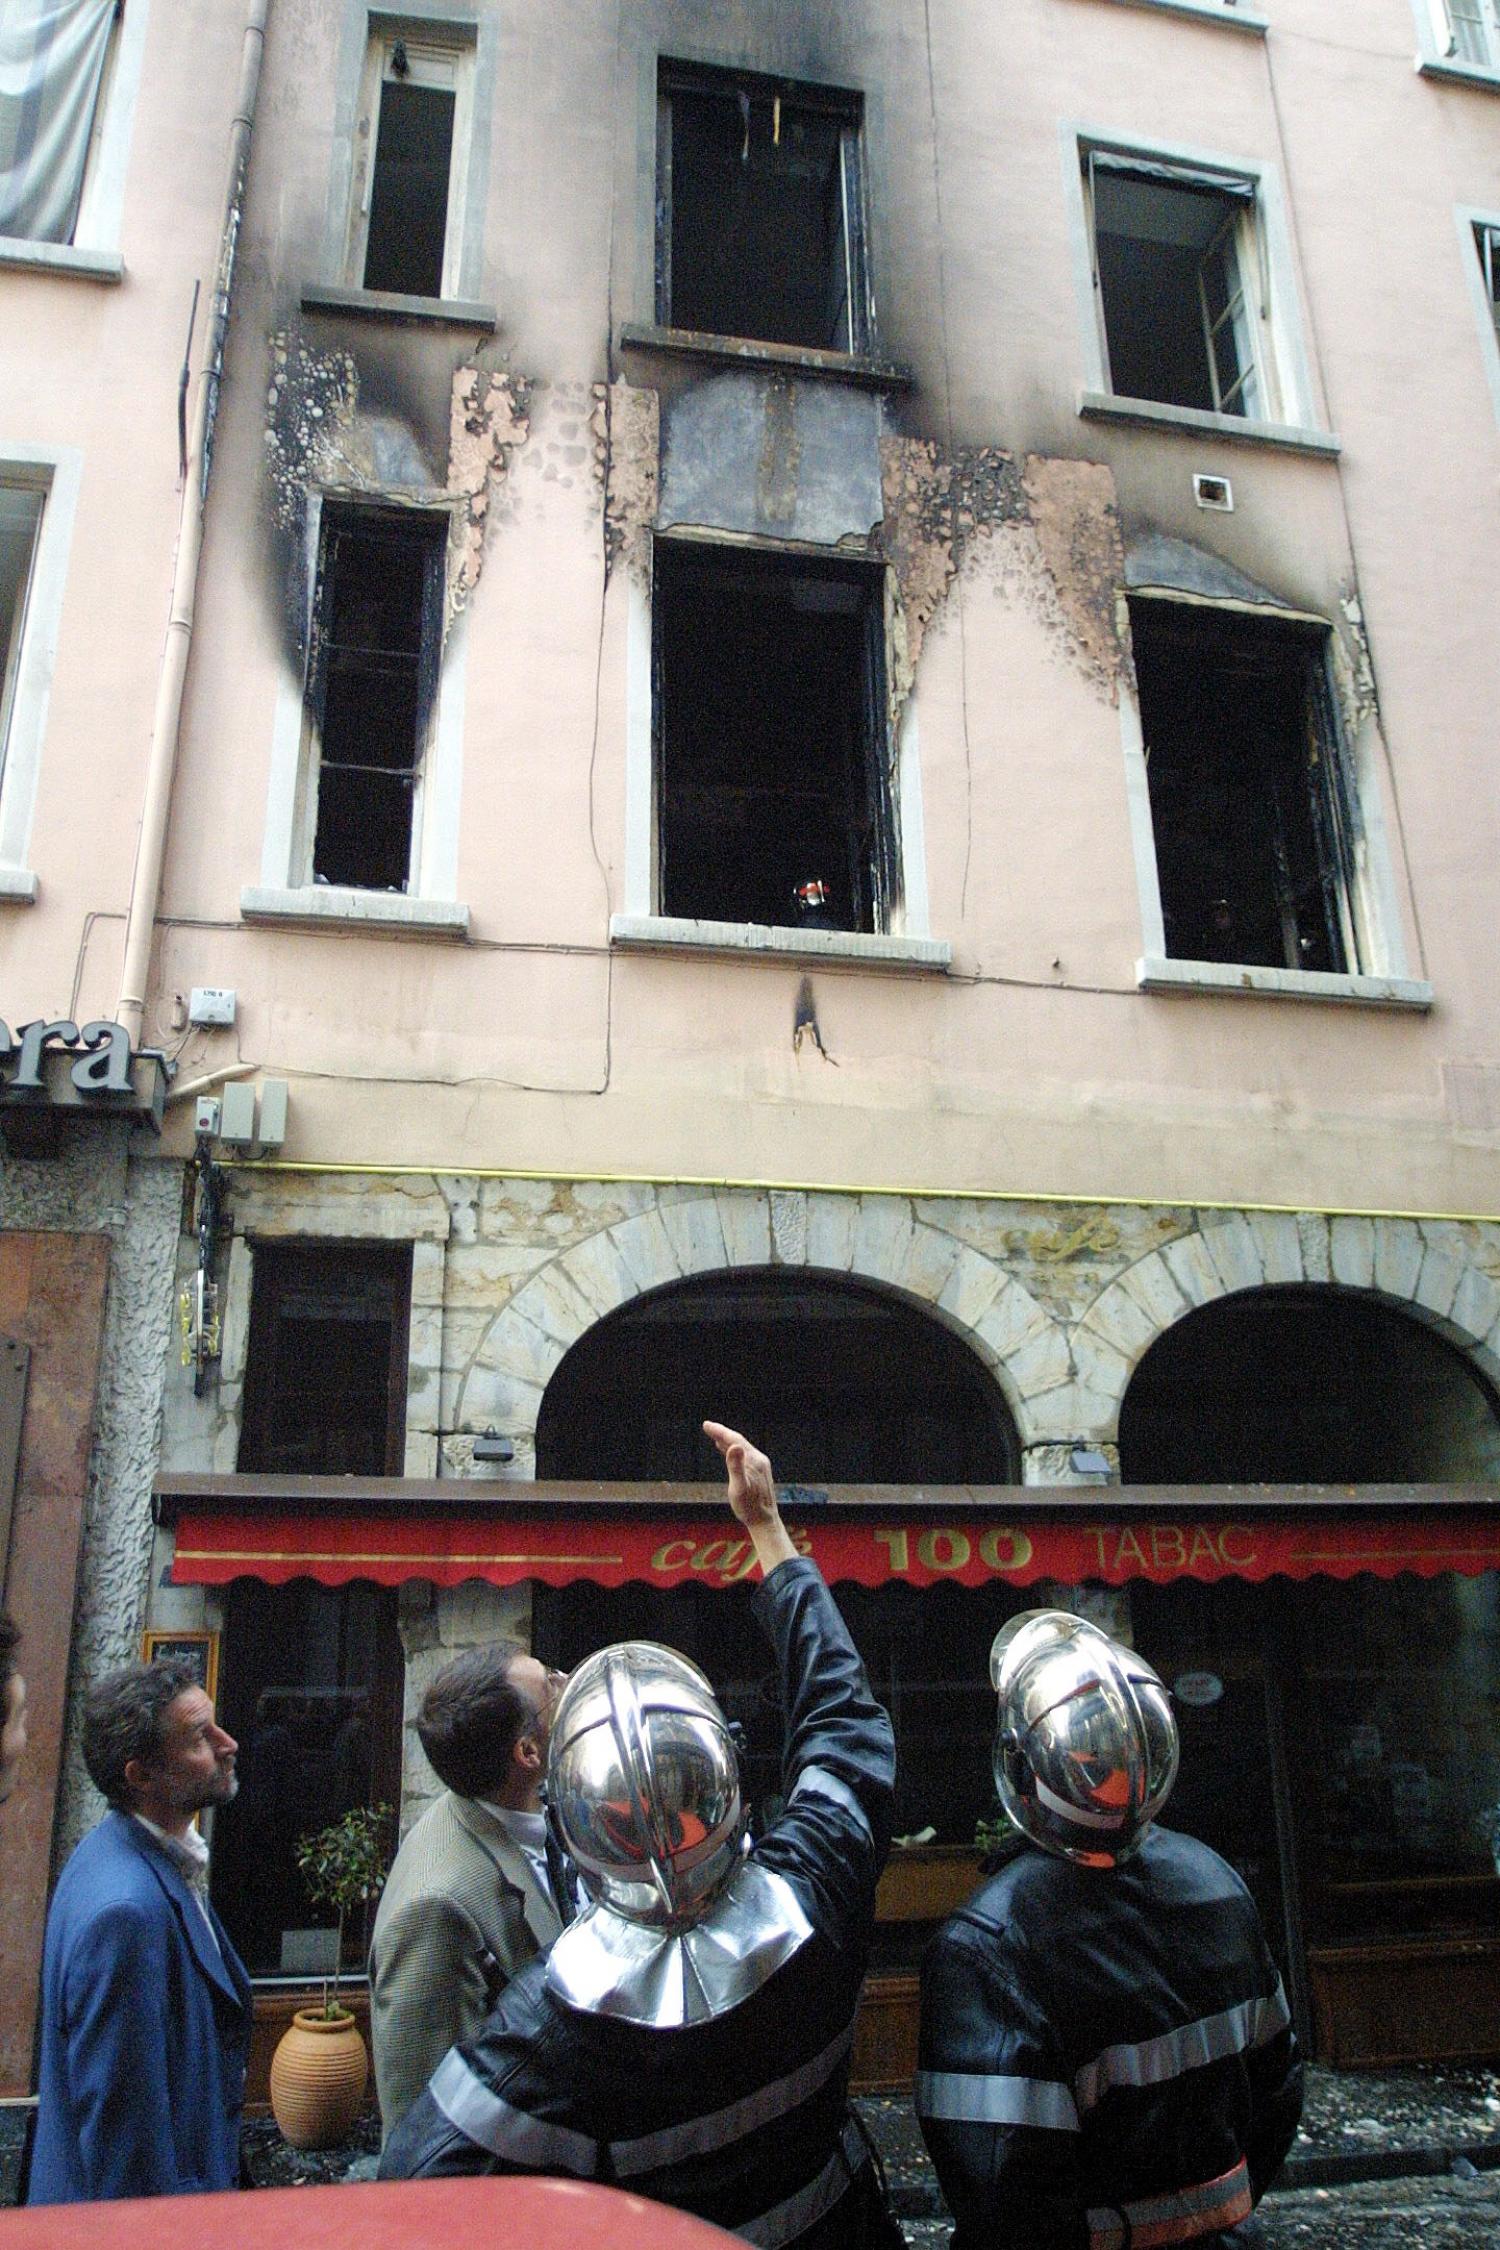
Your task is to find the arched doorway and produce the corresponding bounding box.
[1117,1287,1500,2064]
[533,1269,1020,1851]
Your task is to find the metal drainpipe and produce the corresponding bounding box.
[115,0,269,1047]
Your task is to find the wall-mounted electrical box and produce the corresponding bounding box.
[188,987,237,1027]
[211,1079,288,1156]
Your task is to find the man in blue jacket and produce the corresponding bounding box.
[29,1659,252,2203]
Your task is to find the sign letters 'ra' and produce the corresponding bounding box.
[0,1018,137,1096]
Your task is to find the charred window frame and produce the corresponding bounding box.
[656,62,871,355]
[238,1240,412,1477]
[653,541,898,934]
[1086,152,1273,421]
[346,23,475,299]
[300,502,447,893]
[1130,598,1363,976]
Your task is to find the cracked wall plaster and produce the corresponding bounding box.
[879,436,1126,709]
[594,376,660,584]
[448,367,532,609]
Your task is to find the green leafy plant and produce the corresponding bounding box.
[294,1803,393,2018]
[975,1801,1023,1858]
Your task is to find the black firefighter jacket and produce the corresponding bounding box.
[381,1556,897,2249]
[916,1827,1304,2250]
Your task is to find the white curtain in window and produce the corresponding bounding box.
[0,0,116,246]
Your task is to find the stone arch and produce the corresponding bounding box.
[1070,1212,1500,1442]
[453,1187,1068,1459]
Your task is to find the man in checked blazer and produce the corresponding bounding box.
[370,1642,568,2140]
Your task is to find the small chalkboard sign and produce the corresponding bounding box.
[141,1629,219,1703]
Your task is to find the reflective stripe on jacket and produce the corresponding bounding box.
[915,1826,1304,2250]
[381,1558,896,2250]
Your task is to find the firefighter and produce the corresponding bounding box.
[916,1610,1303,2250]
[382,1421,901,2250]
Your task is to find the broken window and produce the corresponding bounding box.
[0,0,117,246]
[1130,598,1360,974]
[654,542,896,933]
[303,504,446,892]
[348,26,473,298]
[0,483,43,787]
[1440,0,1500,66]
[1088,155,1267,418]
[238,1241,412,1476]
[657,63,869,353]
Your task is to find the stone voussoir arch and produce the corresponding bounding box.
[456,1187,1070,1452]
[1072,1210,1500,1441]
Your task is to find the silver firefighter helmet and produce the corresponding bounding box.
[547,1640,745,1930]
[989,1609,1178,1867]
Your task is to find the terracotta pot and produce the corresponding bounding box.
[269,2006,369,2150]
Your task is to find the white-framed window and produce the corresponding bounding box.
[0,0,148,277]
[345,23,476,300]
[1423,0,1500,72]
[244,490,470,936]
[1458,207,1500,428]
[1122,590,1428,1008]
[1066,132,1329,448]
[1083,0,1267,27]
[0,446,81,899]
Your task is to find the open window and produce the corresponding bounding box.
[654,541,897,933]
[238,1240,412,1477]
[1087,154,1271,419]
[1435,0,1500,67]
[656,62,870,353]
[1130,598,1361,975]
[0,483,43,787]
[300,503,446,892]
[346,23,474,298]
[0,0,118,247]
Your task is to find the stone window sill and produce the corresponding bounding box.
[0,237,122,282]
[1079,391,1340,456]
[1086,0,1267,28]
[301,283,498,331]
[1417,56,1500,91]
[1138,956,1433,1010]
[611,914,950,973]
[619,323,914,392]
[0,867,38,903]
[241,886,470,939]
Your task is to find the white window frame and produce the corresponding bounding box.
[0,445,82,902]
[1082,0,1267,29]
[344,24,475,300]
[0,0,149,281]
[243,489,470,938]
[1416,0,1500,83]
[1120,592,1429,1011]
[1063,126,1335,454]
[1457,206,1500,429]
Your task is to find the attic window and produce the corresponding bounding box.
[303,505,446,892]
[657,63,869,353]
[1089,157,1267,418]
[1130,597,1360,974]
[654,542,896,933]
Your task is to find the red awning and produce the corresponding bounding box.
[160,1480,1500,1594]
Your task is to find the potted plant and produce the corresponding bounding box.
[269,1803,392,2150]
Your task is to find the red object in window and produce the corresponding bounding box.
[0,2179,742,2250]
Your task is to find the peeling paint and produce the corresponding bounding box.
[593,376,660,582]
[1336,584,1379,731]
[447,367,532,610]
[1021,456,1128,700]
[880,434,1125,708]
